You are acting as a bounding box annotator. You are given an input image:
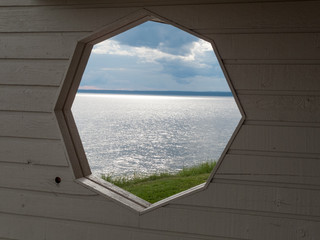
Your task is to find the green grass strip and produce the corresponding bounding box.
[102,161,216,203]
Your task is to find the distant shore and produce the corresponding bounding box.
[77,89,233,97]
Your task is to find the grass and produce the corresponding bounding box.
[101,161,216,203]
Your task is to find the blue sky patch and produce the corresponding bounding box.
[80,21,229,92]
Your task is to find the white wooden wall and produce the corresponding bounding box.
[1,0,320,239]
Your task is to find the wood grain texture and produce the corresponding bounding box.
[0,137,68,166]
[0,212,244,240]
[77,177,147,212]
[238,94,320,123]
[0,86,58,112]
[207,33,320,60]
[226,64,320,91]
[0,162,92,195]
[1,1,317,33]
[140,205,320,239]
[0,188,140,227]
[54,110,86,179]
[175,181,320,217]
[230,125,320,154]
[0,0,300,7]
[216,154,320,185]
[147,1,320,32]
[0,112,60,139]
[0,33,85,59]
[0,7,138,32]
[1,1,320,239]
[0,59,68,86]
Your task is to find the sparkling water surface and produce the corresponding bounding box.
[72,93,241,177]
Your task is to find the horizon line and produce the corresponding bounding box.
[77,89,233,97]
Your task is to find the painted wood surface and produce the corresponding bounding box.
[0,163,93,195]
[0,112,60,139]
[0,7,138,32]
[0,0,319,239]
[0,33,85,59]
[175,181,320,216]
[147,1,320,32]
[0,212,244,240]
[238,94,320,122]
[231,125,320,154]
[0,59,68,86]
[226,64,320,91]
[139,205,320,239]
[0,137,68,166]
[0,0,302,7]
[0,86,58,112]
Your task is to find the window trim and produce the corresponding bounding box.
[54,9,245,213]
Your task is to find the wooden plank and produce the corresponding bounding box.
[77,177,146,212]
[0,7,138,32]
[1,1,318,33]
[148,1,320,32]
[0,0,296,7]
[0,112,60,139]
[0,86,58,112]
[0,32,85,59]
[0,188,140,228]
[0,213,93,240]
[230,125,320,154]
[140,205,320,239]
[0,212,239,240]
[238,94,320,123]
[176,181,320,217]
[0,162,92,195]
[207,33,320,60]
[2,205,320,240]
[0,137,68,166]
[216,154,320,185]
[215,173,320,186]
[226,64,320,91]
[0,59,68,86]
[87,175,151,208]
[54,110,87,179]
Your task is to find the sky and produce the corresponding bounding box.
[79,21,230,92]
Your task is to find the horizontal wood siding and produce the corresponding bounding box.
[0,112,60,139]
[217,154,320,185]
[0,33,84,59]
[0,7,138,32]
[0,163,93,195]
[226,64,320,91]
[231,125,320,154]
[140,205,320,239]
[0,59,68,86]
[0,86,58,112]
[238,94,320,123]
[0,137,68,166]
[0,0,319,239]
[175,181,320,216]
[147,2,320,32]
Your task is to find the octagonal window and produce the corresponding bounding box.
[62,16,241,208]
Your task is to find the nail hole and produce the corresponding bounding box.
[55,177,61,184]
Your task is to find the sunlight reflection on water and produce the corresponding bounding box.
[72,93,241,177]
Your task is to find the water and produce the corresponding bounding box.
[72,93,241,177]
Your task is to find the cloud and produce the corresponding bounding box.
[111,21,197,50]
[92,39,215,68]
[80,21,229,92]
[101,67,127,71]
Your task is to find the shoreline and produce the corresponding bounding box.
[77,89,233,97]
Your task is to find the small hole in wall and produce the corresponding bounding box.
[55,177,62,184]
